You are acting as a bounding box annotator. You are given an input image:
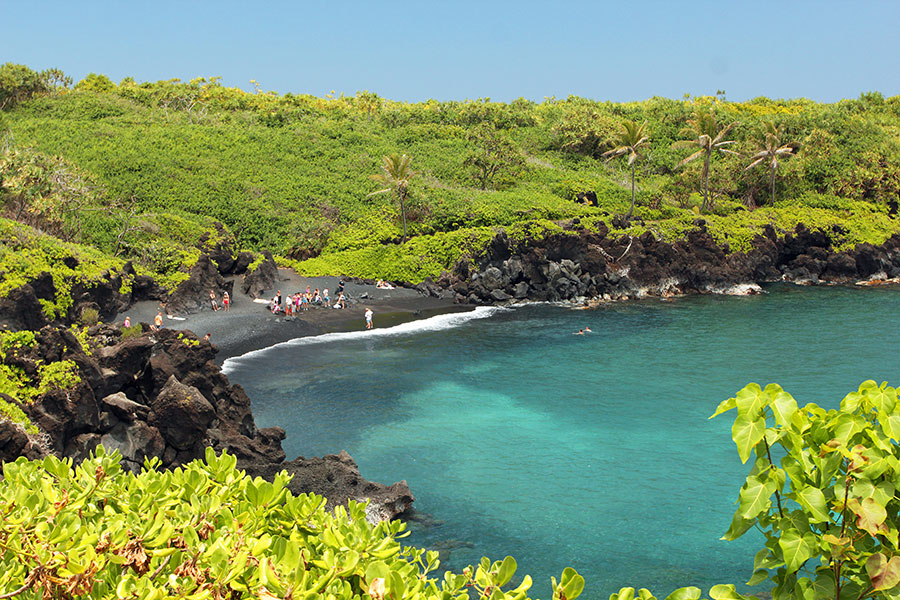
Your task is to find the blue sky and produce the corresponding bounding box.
[4,0,899,103]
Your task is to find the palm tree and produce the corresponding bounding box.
[672,108,739,212]
[368,153,414,243]
[744,122,798,206]
[601,120,649,220]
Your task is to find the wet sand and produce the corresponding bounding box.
[117,270,471,364]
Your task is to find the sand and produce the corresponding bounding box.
[116,270,470,364]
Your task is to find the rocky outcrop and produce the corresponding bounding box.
[240,251,279,299]
[0,324,412,521]
[439,223,900,305]
[166,254,230,315]
[247,451,415,523]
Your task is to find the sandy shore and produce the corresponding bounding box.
[116,270,471,364]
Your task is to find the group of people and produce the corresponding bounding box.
[270,281,348,315]
[209,290,230,312]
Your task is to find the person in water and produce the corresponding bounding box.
[574,329,584,335]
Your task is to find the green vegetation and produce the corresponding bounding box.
[2,63,900,285]
[0,446,584,600]
[0,329,80,434]
[712,380,900,599]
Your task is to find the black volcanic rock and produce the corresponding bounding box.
[240,251,278,299]
[166,254,227,314]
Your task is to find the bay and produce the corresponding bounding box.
[223,284,900,599]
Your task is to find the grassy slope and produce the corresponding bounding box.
[3,88,900,282]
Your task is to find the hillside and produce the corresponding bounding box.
[3,65,900,285]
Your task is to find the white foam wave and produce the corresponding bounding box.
[221,306,509,374]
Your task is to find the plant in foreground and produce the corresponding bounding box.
[711,379,900,600]
[0,446,585,600]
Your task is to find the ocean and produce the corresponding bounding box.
[222,284,900,599]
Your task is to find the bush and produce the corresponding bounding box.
[0,447,584,600]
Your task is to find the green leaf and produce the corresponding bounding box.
[497,556,516,587]
[665,587,701,600]
[855,497,887,535]
[613,587,635,600]
[778,530,813,573]
[881,415,900,441]
[735,383,766,418]
[560,567,585,600]
[732,414,766,463]
[709,583,746,600]
[709,397,736,419]
[721,509,754,541]
[738,475,774,520]
[771,391,798,429]
[794,486,830,523]
[746,569,768,586]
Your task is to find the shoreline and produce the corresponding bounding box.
[116,269,473,363]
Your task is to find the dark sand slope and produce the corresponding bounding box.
[117,270,471,362]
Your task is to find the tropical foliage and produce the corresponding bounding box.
[711,380,900,600]
[2,63,900,284]
[673,109,739,211]
[602,120,650,220]
[0,446,585,600]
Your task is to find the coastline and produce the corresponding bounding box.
[116,269,473,363]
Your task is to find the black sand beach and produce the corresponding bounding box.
[116,270,471,363]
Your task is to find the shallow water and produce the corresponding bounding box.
[223,284,900,599]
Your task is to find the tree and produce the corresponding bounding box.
[673,108,739,211]
[369,153,415,243]
[602,120,650,220]
[744,122,799,205]
[39,68,72,94]
[464,123,525,190]
[0,63,46,110]
[75,73,115,93]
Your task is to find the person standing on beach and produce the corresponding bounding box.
[223,291,230,312]
[365,307,374,329]
[209,290,219,311]
[154,312,164,329]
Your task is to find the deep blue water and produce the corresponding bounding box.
[223,284,900,599]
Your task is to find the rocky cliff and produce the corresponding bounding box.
[436,223,900,304]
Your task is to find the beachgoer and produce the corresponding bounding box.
[365,307,374,329]
[337,280,344,294]
[323,288,330,303]
[124,316,131,328]
[584,327,592,333]
[209,290,219,311]
[333,292,345,309]
[574,329,584,335]
[276,290,282,308]
[154,312,164,329]
[204,333,211,342]
[271,295,280,313]
[286,297,293,316]
[223,291,230,312]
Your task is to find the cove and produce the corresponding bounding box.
[222,284,900,599]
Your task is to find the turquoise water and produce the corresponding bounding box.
[223,284,900,599]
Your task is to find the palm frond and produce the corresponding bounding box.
[676,148,705,168]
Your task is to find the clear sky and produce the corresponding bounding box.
[3,0,899,103]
